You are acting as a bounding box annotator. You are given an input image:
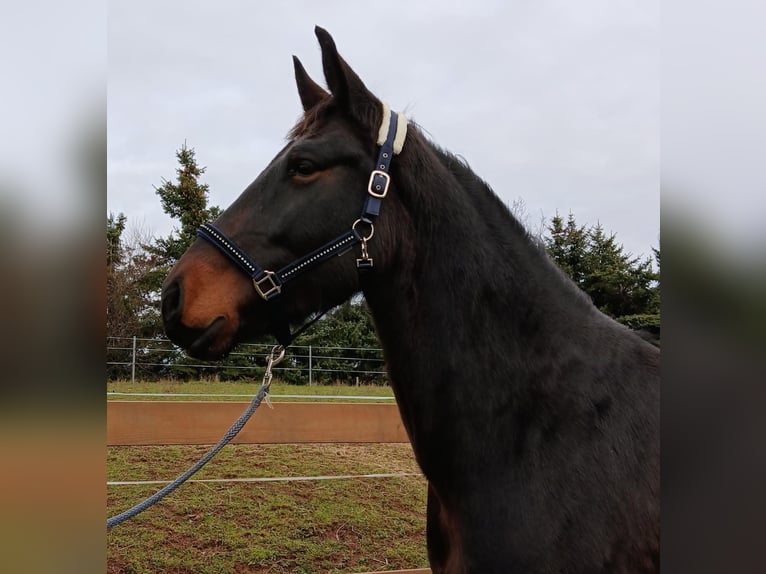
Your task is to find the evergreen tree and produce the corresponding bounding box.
[583,223,658,318]
[149,142,222,263]
[106,212,127,339]
[546,213,590,286]
[107,212,127,268]
[138,143,223,311]
[545,214,660,341]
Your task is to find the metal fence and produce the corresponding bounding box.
[107,336,387,385]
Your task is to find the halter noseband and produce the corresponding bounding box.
[196,104,407,346]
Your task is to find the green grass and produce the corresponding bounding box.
[107,444,427,573]
[107,379,396,402]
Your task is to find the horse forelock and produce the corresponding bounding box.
[287,99,334,140]
[288,96,385,148]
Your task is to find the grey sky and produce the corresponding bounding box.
[108,0,659,258]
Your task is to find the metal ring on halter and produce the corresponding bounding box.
[351,219,375,241]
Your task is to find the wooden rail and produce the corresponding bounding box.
[107,401,410,445]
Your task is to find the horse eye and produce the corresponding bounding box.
[289,160,317,178]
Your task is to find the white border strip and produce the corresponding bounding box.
[108,472,422,486]
[107,392,395,400]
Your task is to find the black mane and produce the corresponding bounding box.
[402,126,597,313]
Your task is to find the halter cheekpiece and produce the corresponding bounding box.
[196,103,407,345]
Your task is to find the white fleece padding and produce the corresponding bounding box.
[393,111,408,155]
[377,102,392,146]
[377,102,408,155]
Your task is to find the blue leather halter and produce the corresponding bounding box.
[196,108,404,346]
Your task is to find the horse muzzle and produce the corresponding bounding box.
[161,275,240,360]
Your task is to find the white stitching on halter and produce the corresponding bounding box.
[377,102,408,155]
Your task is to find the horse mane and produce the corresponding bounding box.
[430,142,536,245]
[403,124,595,311]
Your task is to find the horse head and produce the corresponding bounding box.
[161,27,407,359]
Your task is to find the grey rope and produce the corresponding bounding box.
[107,345,285,529]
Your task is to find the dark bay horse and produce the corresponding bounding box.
[161,27,660,573]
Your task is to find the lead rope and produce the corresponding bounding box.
[107,345,286,529]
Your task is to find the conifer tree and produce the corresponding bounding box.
[583,223,658,319]
[546,213,590,287]
[545,214,660,340]
[107,212,127,268]
[150,142,222,262]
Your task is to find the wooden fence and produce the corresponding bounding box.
[107,401,410,445]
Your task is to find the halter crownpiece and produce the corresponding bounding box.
[359,103,407,223]
[196,105,407,346]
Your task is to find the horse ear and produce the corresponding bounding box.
[314,26,381,129]
[293,55,328,111]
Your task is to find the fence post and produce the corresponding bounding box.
[308,345,313,386]
[131,336,137,383]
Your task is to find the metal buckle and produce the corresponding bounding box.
[367,170,390,198]
[253,271,281,300]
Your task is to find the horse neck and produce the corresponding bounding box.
[362,133,599,464]
[367,133,591,358]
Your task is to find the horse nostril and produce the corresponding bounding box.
[161,280,183,326]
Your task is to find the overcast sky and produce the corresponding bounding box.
[108,0,659,258]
